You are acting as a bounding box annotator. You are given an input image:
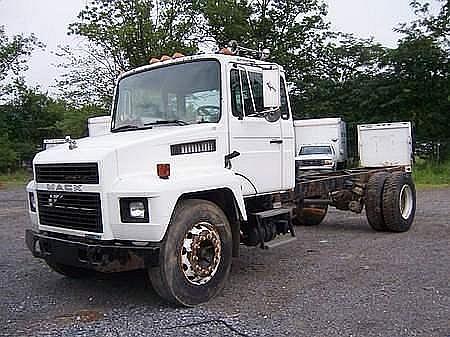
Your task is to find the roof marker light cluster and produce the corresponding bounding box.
[149,52,185,64]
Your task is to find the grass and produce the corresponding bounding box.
[413,158,450,189]
[0,170,32,190]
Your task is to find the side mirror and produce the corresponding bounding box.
[262,68,281,109]
[264,108,281,123]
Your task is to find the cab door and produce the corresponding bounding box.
[227,65,283,196]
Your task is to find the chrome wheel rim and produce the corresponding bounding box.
[180,222,221,285]
[399,185,413,220]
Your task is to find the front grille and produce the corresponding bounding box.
[37,191,102,233]
[35,163,99,184]
[299,159,325,167]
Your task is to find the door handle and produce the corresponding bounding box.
[270,139,283,144]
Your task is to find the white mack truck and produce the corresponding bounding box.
[25,44,417,306]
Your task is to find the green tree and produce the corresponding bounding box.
[200,0,331,83]
[0,26,43,94]
[0,82,64,167]
[0,134,17,172]
[58,0,203,109]
[55,44,118,110]
[55,103,105,138]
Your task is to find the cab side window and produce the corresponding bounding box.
[240,70,255,115]
[230,69,266,118]
[249,72,263,112]
[280,77,290,120]
[230,69,243,117]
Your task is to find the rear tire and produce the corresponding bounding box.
[46,260,96,279]
[148,199,232,307]
[382,172,416,232]
[293,204,328,226]
[365,172,390,231]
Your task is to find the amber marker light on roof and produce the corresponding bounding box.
[219,48,233,55]
[160,55,171,61]
[149,57,160,64]
[172,52,185,59]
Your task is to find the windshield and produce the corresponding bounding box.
[112,60,221,131]
[300,146,333,155]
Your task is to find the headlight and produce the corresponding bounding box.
[130,201,145,218]
[324,159,333,165]
[29,192,36,212]
[120,198,149,223]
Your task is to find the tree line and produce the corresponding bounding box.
[0,0,449,172]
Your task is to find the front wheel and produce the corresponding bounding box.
[148,199,232,306]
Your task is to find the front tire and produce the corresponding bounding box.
[148,199,232,306]
[382,172,416,232]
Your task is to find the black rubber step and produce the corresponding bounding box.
[249,207,291,218]
[249,207,295,249]
[264,235,297,249]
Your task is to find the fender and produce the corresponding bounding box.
[109,168,247,241]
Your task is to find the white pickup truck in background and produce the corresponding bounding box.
[294,118,347,170]
[296,144,336,170]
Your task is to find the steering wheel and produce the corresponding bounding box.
[195,105,220,122]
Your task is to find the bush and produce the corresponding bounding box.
[0,135,17,172]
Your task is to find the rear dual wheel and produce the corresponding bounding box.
[365,171,416,232]
[382,172,416,232]
[148,199,232,307]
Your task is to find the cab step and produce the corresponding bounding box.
[264,235,297,249]
[249,207,295,249]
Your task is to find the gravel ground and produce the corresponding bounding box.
[1,187,449,337]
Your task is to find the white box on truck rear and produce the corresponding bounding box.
[294,118,347,163]
[358,122,413,169]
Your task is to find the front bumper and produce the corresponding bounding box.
[25,230,160,272]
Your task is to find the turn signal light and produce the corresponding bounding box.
[157,163,170,179]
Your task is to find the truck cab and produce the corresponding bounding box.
[26,52,296,305]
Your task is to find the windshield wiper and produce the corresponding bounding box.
[112,124,154,132]
[111,124,139,132]
[144,119,189,126]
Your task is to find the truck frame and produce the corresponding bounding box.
[25,46,416,307]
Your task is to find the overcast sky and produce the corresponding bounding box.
[0,0,431,93]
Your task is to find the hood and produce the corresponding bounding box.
[34,124,219,162]
[33,124,225,183]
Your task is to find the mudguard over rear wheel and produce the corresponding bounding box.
[148,199,232,307]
